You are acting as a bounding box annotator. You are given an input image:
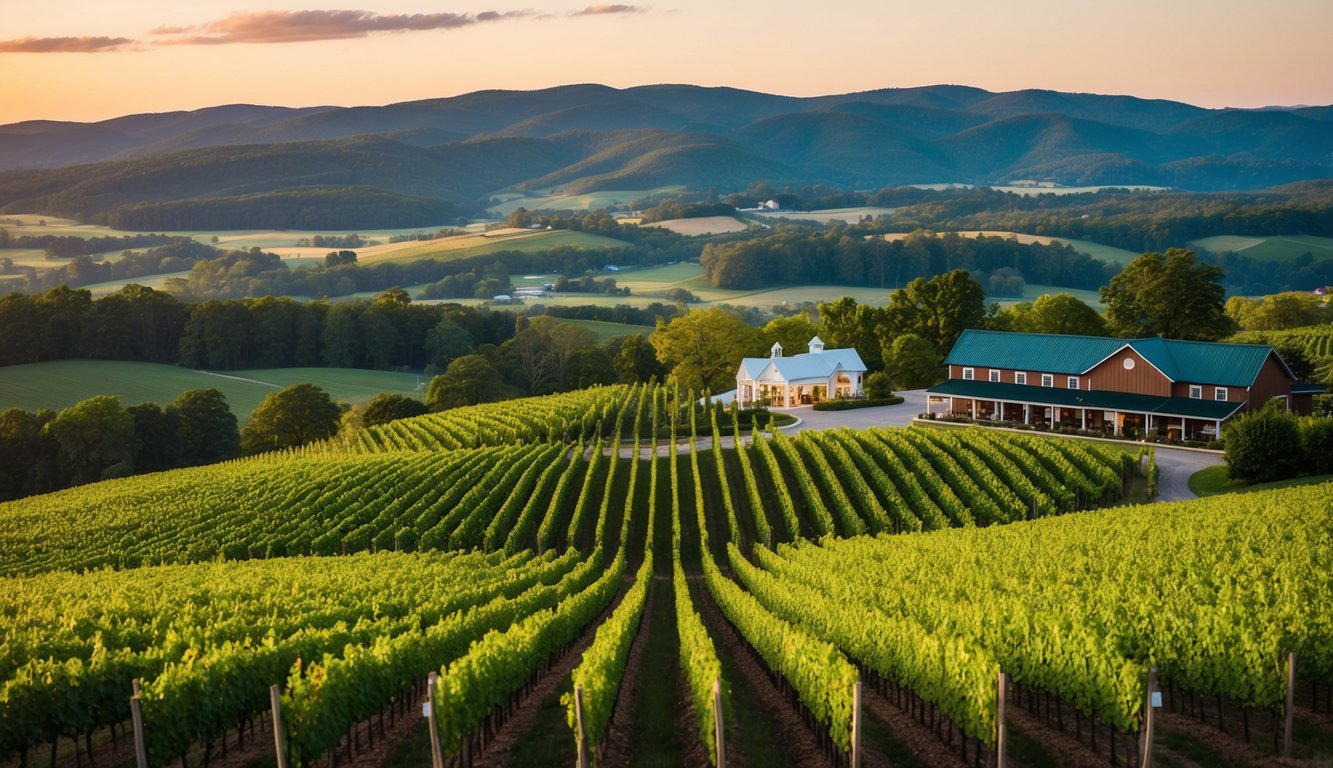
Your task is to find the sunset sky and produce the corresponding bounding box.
[3,0,1331,124]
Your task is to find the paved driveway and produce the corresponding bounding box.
[781,389,929,432]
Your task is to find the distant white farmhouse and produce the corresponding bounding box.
[735,337,867,408]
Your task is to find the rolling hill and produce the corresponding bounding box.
[2,83,1331,228]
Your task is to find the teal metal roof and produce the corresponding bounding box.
[945,330,1285,388]
[927,379,1245,421]
[1293,382,1327,395]
[945,331,1122,375]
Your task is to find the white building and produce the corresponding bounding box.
[735,336,867,408]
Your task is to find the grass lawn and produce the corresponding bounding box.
[0,360,422,421]
[1188,464,1333,496]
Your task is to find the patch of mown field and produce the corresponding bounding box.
[552,318,653,342]
[485,187,684,216]
[1191,234,1333,262]
[749,206,900,224]
[881,230,1141,267]
[0,360,420,420]
[358,228,631,265]
[639,216,749,235]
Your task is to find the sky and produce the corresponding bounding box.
[3,0,1332,124]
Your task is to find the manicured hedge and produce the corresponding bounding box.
[812,396,905,412]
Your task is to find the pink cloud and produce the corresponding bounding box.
[149,9,531,46]
[573,4,645,14]
[0,36,135,53]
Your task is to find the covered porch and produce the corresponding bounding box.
[926,380,1241,440]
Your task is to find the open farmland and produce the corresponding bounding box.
[750,206,899,224]
[882,230,1141,267]
[0,360,420,419]
[1,383,1329,768]
[641,215,750,235]
[357,228,630,265]
[1191,234,1333,262]
[486,187,684,216]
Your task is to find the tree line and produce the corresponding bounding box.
[0,285,517,372]
[700,226,1115,291]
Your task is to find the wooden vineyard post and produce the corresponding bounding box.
[426,672,445,768]
[574,683,590,768]
[1140,665,1158,768]
[851,680,862,768]
[130,679,148,768]
[713,676,727,768]
[269,685,289,768]
[996,670,1008,768]
[1284,652,1296,757]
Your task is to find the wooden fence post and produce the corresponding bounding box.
[269,685,289,768]
[574,683,590,768]
[426,672,445,768]
[996,670,1007,768]
[1284,652,1296,757]
[1140,665,1157,768]
[851,680,862,768]
[129,679,148,768]
[713,677,727,768]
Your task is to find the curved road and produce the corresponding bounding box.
[623,389,1223,501]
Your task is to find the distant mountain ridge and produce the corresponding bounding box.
[1,83,1331,227]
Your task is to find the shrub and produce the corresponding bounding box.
[1223,407,1303,483]
[1301,417,1333,475]
[864,371,894,400]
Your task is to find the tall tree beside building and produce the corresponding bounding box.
[650,308,764,395]
[1101,248,1234,340]
[881,269,987,356]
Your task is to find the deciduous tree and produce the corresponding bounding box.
[171,388,239,465]
[362,393,428,427]
[884,333,943,390]
[649,308,764,395]
[881,269,987,355]
[427,355,509,410]
[240,383,341,454]
[43,396,136,484]
[1101,249,1233,340]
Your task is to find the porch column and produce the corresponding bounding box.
[1023,404,1030,425]
[1112,411,1120,436]
[1214,419,1221,439]
[1081,409,1086,430]
[970,399,976,420]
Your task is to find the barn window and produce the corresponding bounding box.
[962,367,974,381]
[1015,372,1027,385]
[1189,385,1202,399]
[1214,387,1228,401]
[1041,374,1053,387]
[989,370,1000,382]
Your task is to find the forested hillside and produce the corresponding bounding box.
[2,84,1332,229]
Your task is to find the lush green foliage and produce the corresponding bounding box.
[753,484,1333,735]
[1101,248,1233,340]
[1224,407,1306,482]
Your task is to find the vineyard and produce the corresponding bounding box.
[1230,323,1333,382]
[1,384,1330,768]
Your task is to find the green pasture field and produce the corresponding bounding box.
[486,187,684,216]
[881,230,1140,267]
[0,360,420,421]
[1191,234,1333,262]
[554,318,653,343]
[639,216,749,235]
[82,271,194,297]
[749,207,899,224]
[989,184,1168,196]
[359,229,630,265]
